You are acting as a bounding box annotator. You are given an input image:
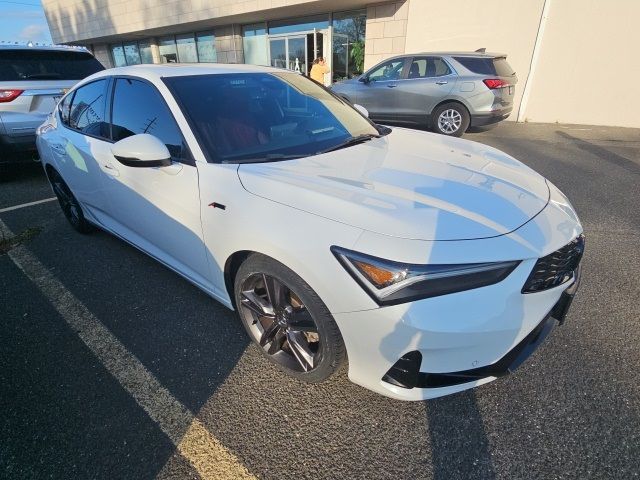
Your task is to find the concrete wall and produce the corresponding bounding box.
[213,25,244,64]
[519,0,640,128]
[364,1,409,70]
[90,43,113,68]
[404,0,545,122]
[42,0,372,44]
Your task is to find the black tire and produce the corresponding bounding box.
[234,253,346,383]
[431,102,470,137]
[48,169,93,234]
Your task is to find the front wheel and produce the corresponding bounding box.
[234,254,345,383]
[432,102,470,137]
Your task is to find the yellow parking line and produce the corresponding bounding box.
[0,218,255,480]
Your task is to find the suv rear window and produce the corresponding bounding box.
[0,50,104,81]
[453,56,515,77]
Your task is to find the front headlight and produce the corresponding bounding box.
[331,246,520,306]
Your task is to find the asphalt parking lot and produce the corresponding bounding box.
[1,122,639,480]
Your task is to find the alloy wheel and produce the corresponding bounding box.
[239,273,321,373]
[438,109,462,134]
[52,175,81,226]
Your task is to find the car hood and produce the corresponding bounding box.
[237,128,550,241]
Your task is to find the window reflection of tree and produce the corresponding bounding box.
[72,95,103,129]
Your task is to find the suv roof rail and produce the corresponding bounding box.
[0,41,88,51]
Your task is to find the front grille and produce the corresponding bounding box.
[522,234,585,293]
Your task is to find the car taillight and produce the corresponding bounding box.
[483,79,509,89]
[0,89,24,103]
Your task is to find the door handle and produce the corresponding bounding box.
[102,162,119,176]
[50,143,66,154]
[436,80,448,85]
[387,84,398,88]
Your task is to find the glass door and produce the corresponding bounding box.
[269,38,286,69]
[287,36,306,73]
[269,36,308,74]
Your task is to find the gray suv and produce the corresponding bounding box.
[331,52,517,137]
[0,44,104,164]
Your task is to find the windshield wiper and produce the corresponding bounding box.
[316,133,379,155]
[223,153,306,164]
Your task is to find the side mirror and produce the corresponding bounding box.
[111,134,171,168]
[359,75,370,84]
[354,104,369,118]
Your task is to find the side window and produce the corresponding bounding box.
[58,92,74,126]
[433,57,452,77]
[407,57,452,79]
[111,78,188,162]
[367,59,405,82]
[68,79,108,137]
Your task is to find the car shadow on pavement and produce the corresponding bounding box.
[555,130,640,175]
[426,390,496,480]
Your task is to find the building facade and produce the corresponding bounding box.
[42,0,640,128]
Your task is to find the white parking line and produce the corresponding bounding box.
[0,218,255,480]
[0,197,56,214]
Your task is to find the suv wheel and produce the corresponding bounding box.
[432,102,470,137]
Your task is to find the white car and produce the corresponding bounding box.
[36,65,584,401]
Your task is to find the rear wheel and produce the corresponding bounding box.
[49,169,93,234]
[432,102,470,137]
[234,254,345,382]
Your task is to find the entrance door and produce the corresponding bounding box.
[269,36,308,74]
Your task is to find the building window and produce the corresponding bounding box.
[158,33,218,63]
[176,34,198,63]
[267,14,329,35]
[123,42,141,65]
[242,23,268,66]
[332,10,366,82]
[196,32,216,62]
[159,36,178,63]
[139,40,154,64]
[111,40,153,66]
[111,44,126,67]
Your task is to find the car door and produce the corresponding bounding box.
[99,76,211,288]
[393,56,456,124]
[48,79,111,220]
[356,58,409,123]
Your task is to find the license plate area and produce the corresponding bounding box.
[31,95,59,114]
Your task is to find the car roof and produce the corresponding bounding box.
[0,43,91,53]
[388,51,507,59]
[89,63,295,81]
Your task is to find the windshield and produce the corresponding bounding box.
[164,72,381,163]
[0,50,104,81]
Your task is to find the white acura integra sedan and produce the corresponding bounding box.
[36,64,584,401]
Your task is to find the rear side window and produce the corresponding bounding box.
[58,93,73,126]
[408,57,452,78]
[111,78,188,162]
[68,79,109,137]
[453,56,515,77]
[0,50,104,81]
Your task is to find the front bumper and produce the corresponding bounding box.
[383,266,581,390]
[335,256,582,401]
